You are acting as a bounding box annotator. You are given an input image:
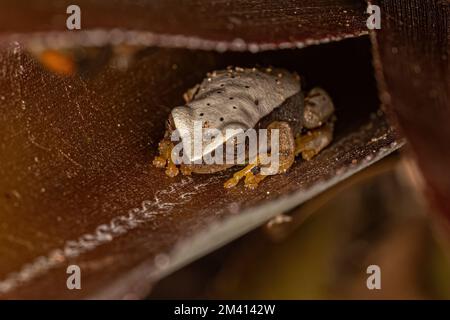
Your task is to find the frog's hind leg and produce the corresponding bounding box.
[295,122,334,160]
[223,162,258,189]
[302,87,335,129]
[224,121,295,189]
[152,139,180,177]
[296,87,335,160]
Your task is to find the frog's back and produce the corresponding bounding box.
[172,67,301,132]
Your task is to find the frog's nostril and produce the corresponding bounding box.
[220,117,224,122]
[254,99,259,106]
[200,113,204,116]
[233,106,237,109]
[229,97,234,100]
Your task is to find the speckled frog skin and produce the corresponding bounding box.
[154,67,335,189]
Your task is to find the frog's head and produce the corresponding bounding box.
[171,105,250,164]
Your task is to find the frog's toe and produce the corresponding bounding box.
[295,123,334,161]
[153,156,167,168]
[165,163,179,177]
[180,164,192,176]
[244,173,268,189]
[300,149,317,161]
[224,164,257,188]
[153,153,180,177]
[224,176,240,189]
[225,166,284,189]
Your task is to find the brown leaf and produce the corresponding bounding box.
[369,0,450,224]
[0,0,368,51]
[0,35,401,298]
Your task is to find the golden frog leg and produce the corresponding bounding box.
[295,122,333,161]
[152,139,179,177]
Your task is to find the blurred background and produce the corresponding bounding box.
[149,154,450,299]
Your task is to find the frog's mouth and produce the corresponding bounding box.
[171,106,248,164]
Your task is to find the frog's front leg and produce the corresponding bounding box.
[182,84,200,103]
[153,137,194,176]
[224,121,295,189]
[296,87,335,160]
[152,138,180,177]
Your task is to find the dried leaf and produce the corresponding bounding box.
[0,36,401,298]
[0,0,368,51]
[369,0,450,224]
